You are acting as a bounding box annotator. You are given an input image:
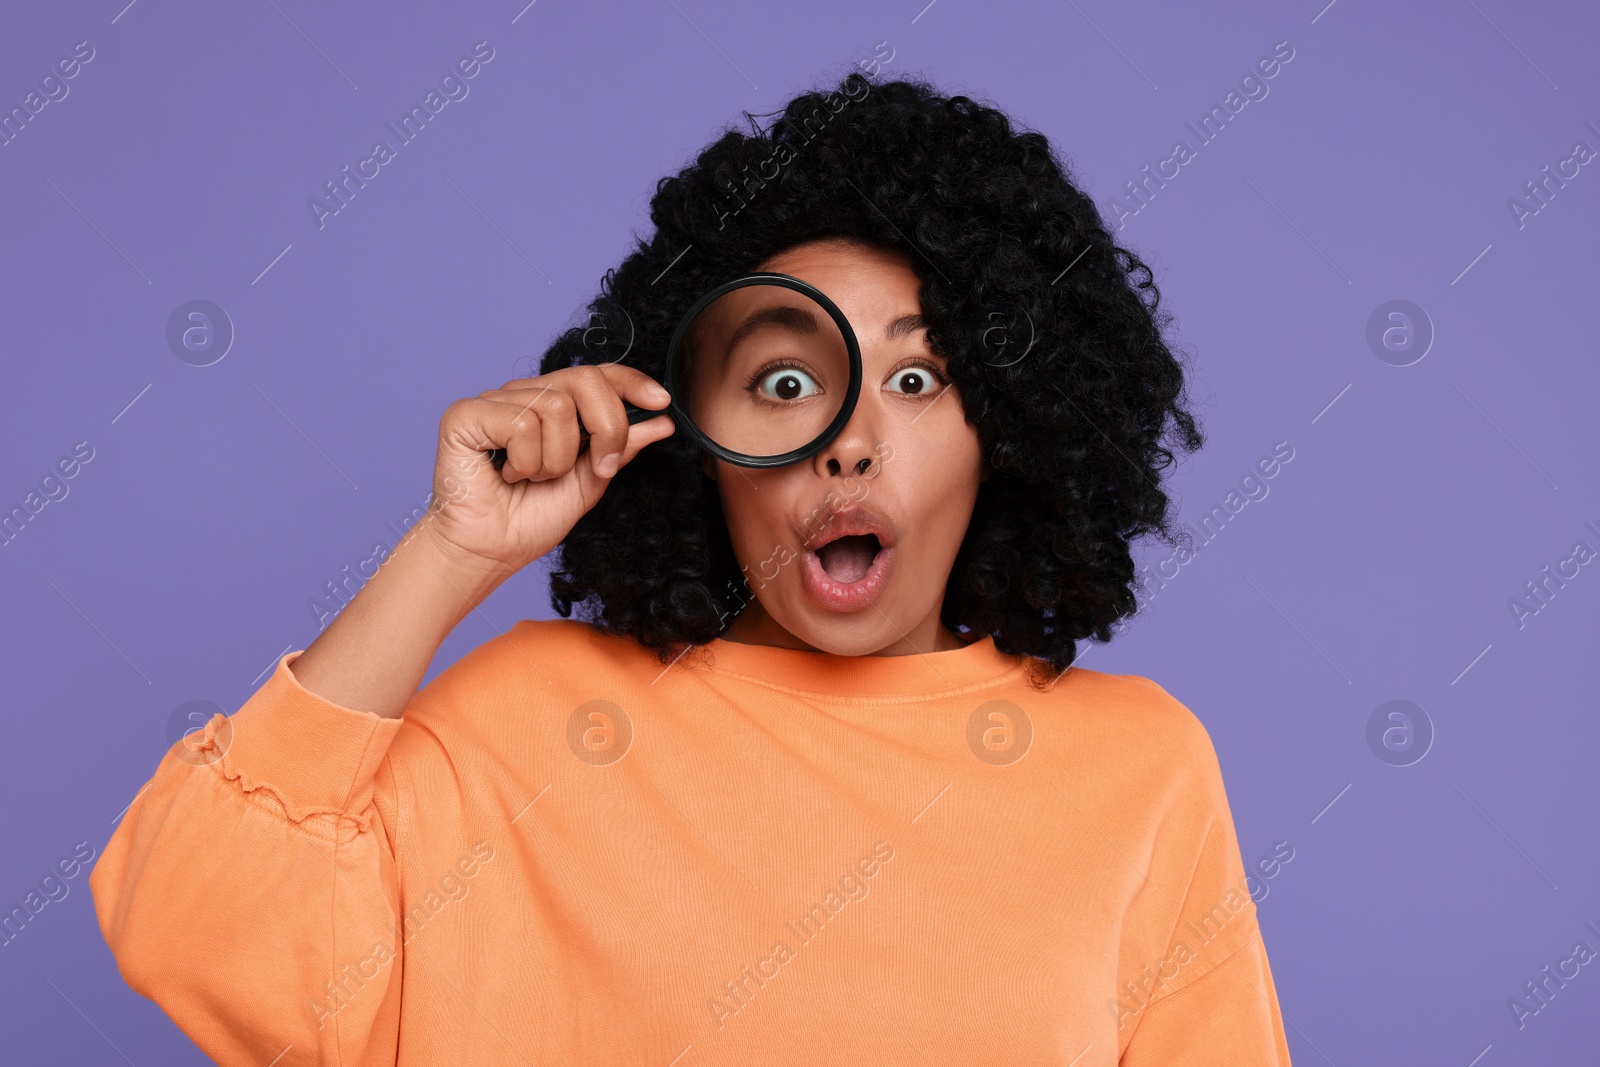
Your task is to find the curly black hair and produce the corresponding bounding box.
[535,66,1205,687]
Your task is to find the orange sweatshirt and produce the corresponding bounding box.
[92,618,1292,1066]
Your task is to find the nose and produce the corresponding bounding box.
[812,388,882,479]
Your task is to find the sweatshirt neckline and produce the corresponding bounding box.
[692,631,1026,700]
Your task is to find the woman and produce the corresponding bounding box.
[91,71,1292,1064]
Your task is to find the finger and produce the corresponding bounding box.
[574,410,676,495]
[591,362,673,411]
[481,376,671,482]
[618,410,676,464]
[532,387,579,482]
[482,387,581,483]
[485,364,671,412]
[562,366,631,478]
[438,397,542,481]
[496,400,543,483]
[489,375,545,397]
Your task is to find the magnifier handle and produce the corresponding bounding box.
[486,401,659,472]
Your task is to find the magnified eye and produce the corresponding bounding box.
[755,364,821,402]
[886,362,947,396]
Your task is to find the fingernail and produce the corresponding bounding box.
[647,383,670,402]
[595,451,620,477]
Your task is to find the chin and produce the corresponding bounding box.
[776,603,916,655]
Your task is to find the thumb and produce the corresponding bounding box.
[579,412,676,490]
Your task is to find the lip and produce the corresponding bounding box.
[798,502,897,612]
[801,541,894,611]
[801,503,897,552]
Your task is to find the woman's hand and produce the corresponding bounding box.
[425,364,676,578]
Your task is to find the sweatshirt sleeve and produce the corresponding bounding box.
[1115,676,1294,1065]
[90,649,408,1067]
[1118,923,1293,1065]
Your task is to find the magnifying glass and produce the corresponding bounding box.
[488,273,863,471]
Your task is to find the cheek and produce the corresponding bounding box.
[714,466,790,558]
[898,428,983,545]
[901,415,983,483]
[719,489,762,555]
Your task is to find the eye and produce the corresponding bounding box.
[753,362,821,402]
[885,360,948,396]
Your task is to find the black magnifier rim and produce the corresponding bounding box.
[662,272,863,470]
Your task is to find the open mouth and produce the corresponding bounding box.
[814,532,882,583]
[801,530,893,611]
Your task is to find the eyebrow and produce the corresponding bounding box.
[721,307,930,350]
[724,305,820,352]
[884,313,926,340]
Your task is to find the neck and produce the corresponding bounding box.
[720,600,970,656]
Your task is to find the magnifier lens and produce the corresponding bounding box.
[673,283,850,461]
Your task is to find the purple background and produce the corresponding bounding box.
[3,0,1597,1062]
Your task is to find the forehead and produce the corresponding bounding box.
[747,240,928,345]
[755,239,920,299]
